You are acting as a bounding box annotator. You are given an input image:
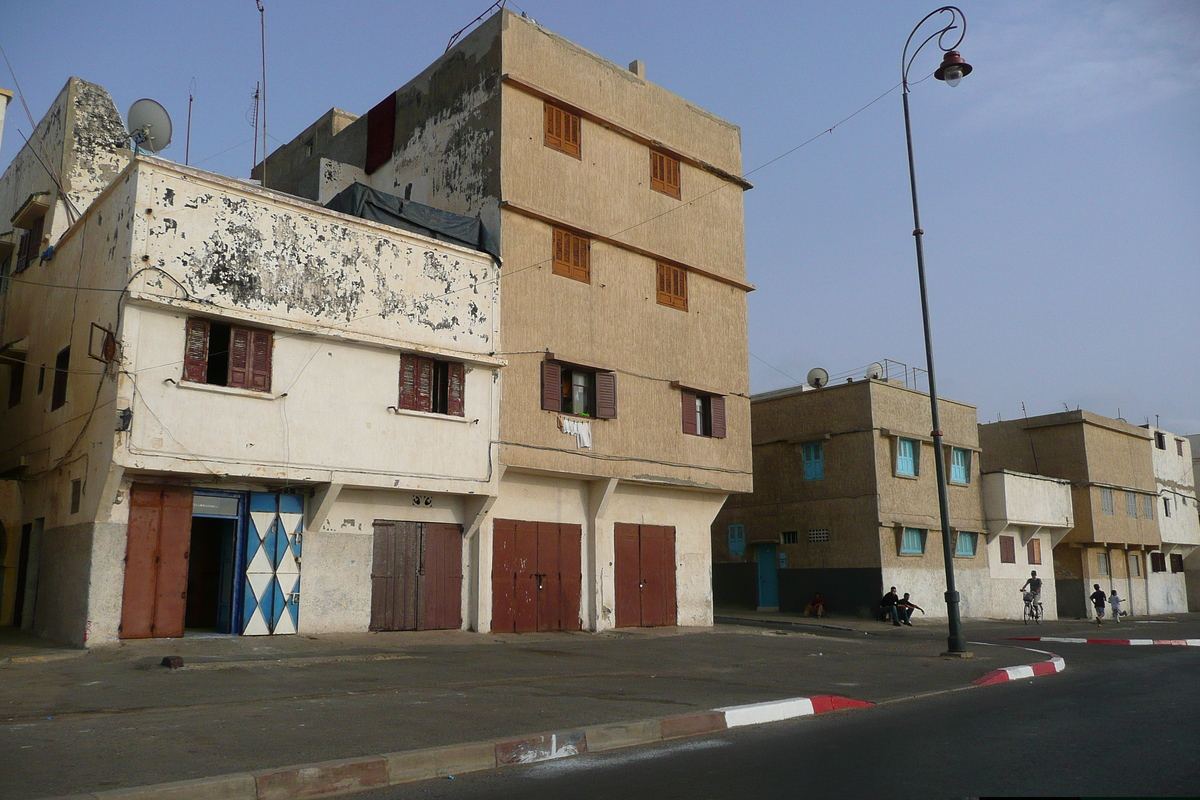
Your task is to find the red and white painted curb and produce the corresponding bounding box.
[972,655,1066,686]
[715,694,874,728]
[1010,637,1200,647]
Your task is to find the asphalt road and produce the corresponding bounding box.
[366,641,1200,799]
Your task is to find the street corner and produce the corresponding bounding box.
[1008,636,1200,647]
[972,655,1066,686]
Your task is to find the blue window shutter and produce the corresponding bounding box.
[901,527,925,554]
[898,439,917,476]
[951,448,968,483]
[802,442,824,481]
[728,524,746,557]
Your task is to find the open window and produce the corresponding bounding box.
[541,359,616,419]
[680,388,725,438]
[398,353,465,417]
[183,317,273,392]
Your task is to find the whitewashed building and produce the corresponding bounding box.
[1143,426,1198,613]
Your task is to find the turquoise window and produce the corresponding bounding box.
[955,531,977,557]
[728,524,746,557]
[951,448,970,483]
[802,441,824,481]
[900,527,926,554]
[897,438,918,476]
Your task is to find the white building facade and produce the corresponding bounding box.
[1144,427,1198,613]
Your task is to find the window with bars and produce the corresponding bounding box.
[802,441,824,481]
[183,318,273,393]
[999,535,1016,564]
[950,447,970,483]
[1126,491,1138,518]
[656,262,687,310]
[808,529,830,543]
[1027,538,1042,565]
[1100,487,1114,515]
[900,527,926,555]
[727,524,746,557]
[896,438,919,477]
[552,228,590,283]
[540,360,616,419]
[955,531,978,557]
[544,102,581,158]
[398,353,465,417]
[780,531,798,545]
[681,389,726,438]
[650,150,681,199]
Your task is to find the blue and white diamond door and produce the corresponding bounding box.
[242,493,303,635]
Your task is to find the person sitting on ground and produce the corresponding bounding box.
[804,592,826,618]
[1109,589,1123,624]
[1090,583,1107,625]
[897,593,924,626]
[1020,570,1043,605]
[880,587,901,626]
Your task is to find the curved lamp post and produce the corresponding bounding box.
[901,7,973,656]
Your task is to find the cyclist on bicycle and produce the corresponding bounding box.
[1020,570,1042,605]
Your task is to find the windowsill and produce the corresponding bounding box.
[894,472,919,481]
[898,552,925,557]
[949,480,970,486]
[953,554,977,559]
[177,380,277,400]
[390,407,471,423]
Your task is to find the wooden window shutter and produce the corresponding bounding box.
[447,362,465,417]
[595,372,617,419]
[15,216,43,273]
[248,329,273,392]
[183,318,210,383]
[656,263,687,310]
[544,102,580,158]
[710,395,726,438]
[650,150,681,199]
[681,391,697,435]
[365,91,397,175]
[552,228,590,283]
[415,356,435,413]
[227,327,251,389]
[541,361,562,412]
[999,535,1016,564]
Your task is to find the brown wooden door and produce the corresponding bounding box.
[371,521,462,631]
[491,519,517,633]
[120,485,194,639]
[613,523,677,627]
[422,523,463,630]
[492,520,581,633]
[513,520,539,633]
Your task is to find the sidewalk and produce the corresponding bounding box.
[3,612,1194,800]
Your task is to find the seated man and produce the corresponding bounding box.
[804,592,826,618]
[880,587,901,626]
[897,593,924,626]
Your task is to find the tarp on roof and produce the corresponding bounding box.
[324,182,499,261]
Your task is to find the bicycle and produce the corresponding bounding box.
[1022,591,1042,625]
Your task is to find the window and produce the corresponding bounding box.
[1164,497,1171,518]
[544,102,581,158]
[896,438,919,477]
[1151,551,1166,573]
[552,228,590,283]
[1170,553,1185,573]
[950,447,970,484]
[808,529,830,543]
[14,214,44,274]
[1129,553,1141,577]
[1126,491,1138,518]
[183,318,273,393]
[5,350,24,408]
[650,150,681,199]
[955,531,978,557]
[999,535,1016,564]
[900,527,926,555]
[1143,495,1154,519]
[540,360,616,419]
[656,262,687,311]
[727,524,746,557]
[398,353,464,416]
[1097,552,1109,576]
[1178,439,1186,456]
[1100,487,1114,515]
[1027,538,1042,565]
[70,479,82,514]
[780,531,798,545]
[681,390,726,438]
[802,441,824,481]
[51,346,70,410]
[1155,431,1166,450]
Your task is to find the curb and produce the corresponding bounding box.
[1,650,87,666]
[41,695,872,800]
[1009,636,1200,647]
[972,655,1066,686]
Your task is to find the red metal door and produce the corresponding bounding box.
[513,521,539,633]
[120,485,193,639]
[422,523,463,630]
[536,523,561,632]
[491,519,517,632]
[493,520,581,633]
[613,523,641,628]
[639,526,677,627]
[557,524,582,632]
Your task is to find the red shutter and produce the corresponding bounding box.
[447,362,465,417]
[999,536,1016,564]
[415,357,435,413]
[681,391,697,435]
[183,318,210,383]
[398,354,418,410]
[365,91,397,175]
[248,329,272,392]
[710,395,726,439]
[541,361,562,412]
[227,327,250,389]
[595,372,617,419]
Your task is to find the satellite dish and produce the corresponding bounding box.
[865,362,884,380]
[127,99,173,153]
[806,367,829,389]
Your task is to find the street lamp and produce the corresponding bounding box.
[901,7,973,656]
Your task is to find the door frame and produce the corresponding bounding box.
[191,489,248,634]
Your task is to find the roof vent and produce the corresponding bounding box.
[629,60,645,78]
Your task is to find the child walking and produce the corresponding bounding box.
[1109,590,1123,623]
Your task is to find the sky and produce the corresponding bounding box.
[2,0,1198,432]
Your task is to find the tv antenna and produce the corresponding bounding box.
[126,99,173,154]
[806,367,829,389]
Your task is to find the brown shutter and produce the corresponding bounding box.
[710,395,726,438]
[552,228,568,277]
[999,535,1016,564]
[398,354,418,410]
[681,391,697,435]
[541,361,562,412]
[227,327,250,389]
[595,372,617,419]
[248,329,272,392]
[544,103,561,151]
[415,357,435,413]
[365,91,397,175]
[447,362,465,417]
[656,262,671,306]
[573,234,590,282]
[183,318,210,383]
[672,265,687,310]
[544,103,580,158]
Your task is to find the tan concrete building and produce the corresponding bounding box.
[712,378,988,619]
[259,10,752,632]
[979,411,1160,619]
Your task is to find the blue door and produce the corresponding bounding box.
[756,543,779,609]
[242,493,304,635]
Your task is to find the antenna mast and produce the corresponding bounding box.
[250,83,260,176]
[185,78,195,165]
[257,0,268,188]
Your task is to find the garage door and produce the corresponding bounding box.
[614,523,677,628]
[370,521,463,631]
[492,519,581,633]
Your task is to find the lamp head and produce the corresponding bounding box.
[934,50,973,87]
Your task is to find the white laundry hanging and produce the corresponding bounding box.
[559,416,592,449]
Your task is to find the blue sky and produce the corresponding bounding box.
[3,1,1197,432]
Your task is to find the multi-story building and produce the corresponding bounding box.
[711,378,990,619]
[1142,426,1198,612]
[1187,433,1200,611]
[979,411,1160,619]
[260,9,753,632]
[0,79,502,645]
